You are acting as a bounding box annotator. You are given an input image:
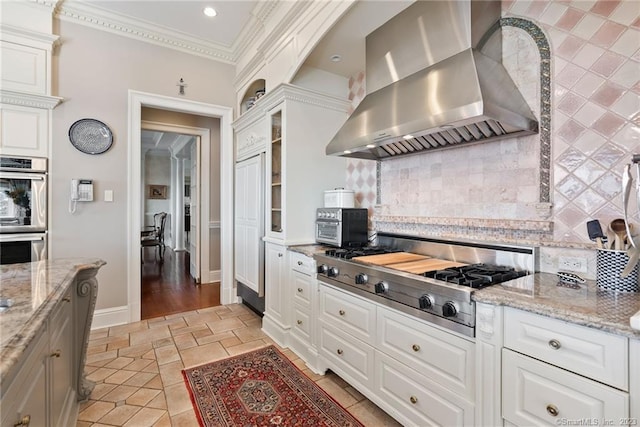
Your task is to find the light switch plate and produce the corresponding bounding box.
[104,190,113,202]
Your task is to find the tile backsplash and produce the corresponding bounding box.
[346,0,639,251]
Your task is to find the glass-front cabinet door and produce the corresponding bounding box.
[267,106,283,238]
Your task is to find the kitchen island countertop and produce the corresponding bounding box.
[0,258,106,382]
[287,244,333,258]
[473,272,640,339]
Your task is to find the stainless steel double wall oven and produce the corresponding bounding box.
[0,156,48,264]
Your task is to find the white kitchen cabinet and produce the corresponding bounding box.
[319,284,376,345]
[49,291,75,427]
[257,84,349,244]
[262,242,289,345]
[0,103,51,158]
[288,251,319,369]
[234,111,267,162]
[503,349,628,426]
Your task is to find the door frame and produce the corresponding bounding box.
[128,90,235,322]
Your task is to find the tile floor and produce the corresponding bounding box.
[77,303,402,426]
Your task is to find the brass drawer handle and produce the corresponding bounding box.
[297,287,303,293]
[412,344,420,352]
[14,415,30,426]
[548,339,561,350]
[51,350,61,358]
[337,349,343,355]
[297,320,302,325]
[339,310,345,316]
[63,297,71,303]
[297,261,303,266]
[278,253,283,257]
[546,404,559,417]
[410,396,418,404]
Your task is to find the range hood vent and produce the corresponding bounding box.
[326,1,538,161]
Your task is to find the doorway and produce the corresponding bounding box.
[128,90,235,323]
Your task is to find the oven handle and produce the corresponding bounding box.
[0,172,46,181]
[0,233,46,242]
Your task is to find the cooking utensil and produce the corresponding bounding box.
[586,220,606,249]
[622,164,636,248]
[610,219,627,251]
[622,223,640,277]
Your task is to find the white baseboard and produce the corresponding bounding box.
[209,269,221,282]
[92,305,129,330]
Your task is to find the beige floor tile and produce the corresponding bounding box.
[206,317,245,333]
[126,387,161,406]
[101,384,139,403]
[238,312,259,321]
[345,385,366,403]
[170,408,199,426]
[76,421,93,427]
[118,343,153,358]
[166,309,197,319]
[130,326,171,346]
[143,374,164,390]
[225,340,268,356]
[98,404,142,426]
[191,328,214,339]
[148,317,187,330]
[242,317,262,328]
[141,349,157,360]
[88,383,118,401]
[170,324,209,337]
[348,399,403,426]
[86,367,118,382]
[90,328,109,340]
[104,357,135,370]
[151,412,171,427]
[152,337,174,348]
[147,390,168,410]
[164,382,192,417]
[107,338,132,351]
[228,303,252,314]
[86,350,118,366]
[87,344,107,355]
[142,361,160,373]
[77,401,116,422]
[104,369,137,385]
[89,334,130,347]
[233,325,267,343]
[179,341,227,368]
[302,369,324,382]
[195,330,235,345]
[182,311,221,326]
[154,344,180,365]
[173,333,197,350]
[123,371,157,387]
[123,358,154,372]
[158,360,185,387]
[219,336,242,348]
[197,305,228,314]
[315,378,358,408]
[122,407,166,427]
[109,320,149,337]
[325,371,351,389]
[291,358,308,371]
[85,365,100,375]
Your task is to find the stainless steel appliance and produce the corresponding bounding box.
[326,0,538,160]
[0,232,47,264]
[316,207,368,248]
[0,156,47,233]
[315,232,536,337]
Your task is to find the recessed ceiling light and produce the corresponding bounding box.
[330,54,342,62]
[203,6,217,17]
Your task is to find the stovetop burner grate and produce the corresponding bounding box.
[324,247,397,259]
[423,263,527,288]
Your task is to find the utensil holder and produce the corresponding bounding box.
[596,249,640,293]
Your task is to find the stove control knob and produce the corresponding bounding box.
[442,301,458,317]
[355,273,368,285]
[317,264,328,274]
[374,281,389,294]
[419,294,435,309]
[328,267,339,277]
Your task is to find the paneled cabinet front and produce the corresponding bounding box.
[262,242,289,344]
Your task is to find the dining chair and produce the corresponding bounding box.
[141,212,167,263]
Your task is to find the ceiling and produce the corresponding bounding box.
[142,130,194,155]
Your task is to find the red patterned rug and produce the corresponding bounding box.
[182,345,363,427]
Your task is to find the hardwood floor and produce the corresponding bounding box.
[141,248,220,320]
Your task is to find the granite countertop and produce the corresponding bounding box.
[0,258,106,381]
[473,272,640,339]
[288,244,333,258]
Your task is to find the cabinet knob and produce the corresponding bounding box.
[409,396,418,404]
[278,253,283,257]
[297,288,303,293]
[548,339,561,350]
[14,415,30,426]
[63,297,71,303]
[297,320,302,325]
[339,309,345,316]
[297,261,303,266]
[50,350,61,358]
[412,344,420,352]
[336,349,343,355]
[546,404,559,417]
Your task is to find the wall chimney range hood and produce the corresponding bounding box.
[326,1,539,161]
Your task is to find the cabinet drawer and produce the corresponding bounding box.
[375,351,474,427]
[319,322,374,389]
[504,308,628,390]
[291,305,312,343]
[319,284,376,345]
[377,306,475,399]
[289,251,315,275]
[503,349,628,426]
[291,269,312,307]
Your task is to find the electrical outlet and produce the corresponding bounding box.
[558,256,588,273]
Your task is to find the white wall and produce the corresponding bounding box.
[51,20,235,311]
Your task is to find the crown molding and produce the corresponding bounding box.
[0,24,61,48]
[55,1,236,64]
[1,90,63,109]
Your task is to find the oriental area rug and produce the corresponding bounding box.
[182,345,364,427]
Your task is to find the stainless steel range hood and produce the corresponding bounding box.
[326,0,538,160]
